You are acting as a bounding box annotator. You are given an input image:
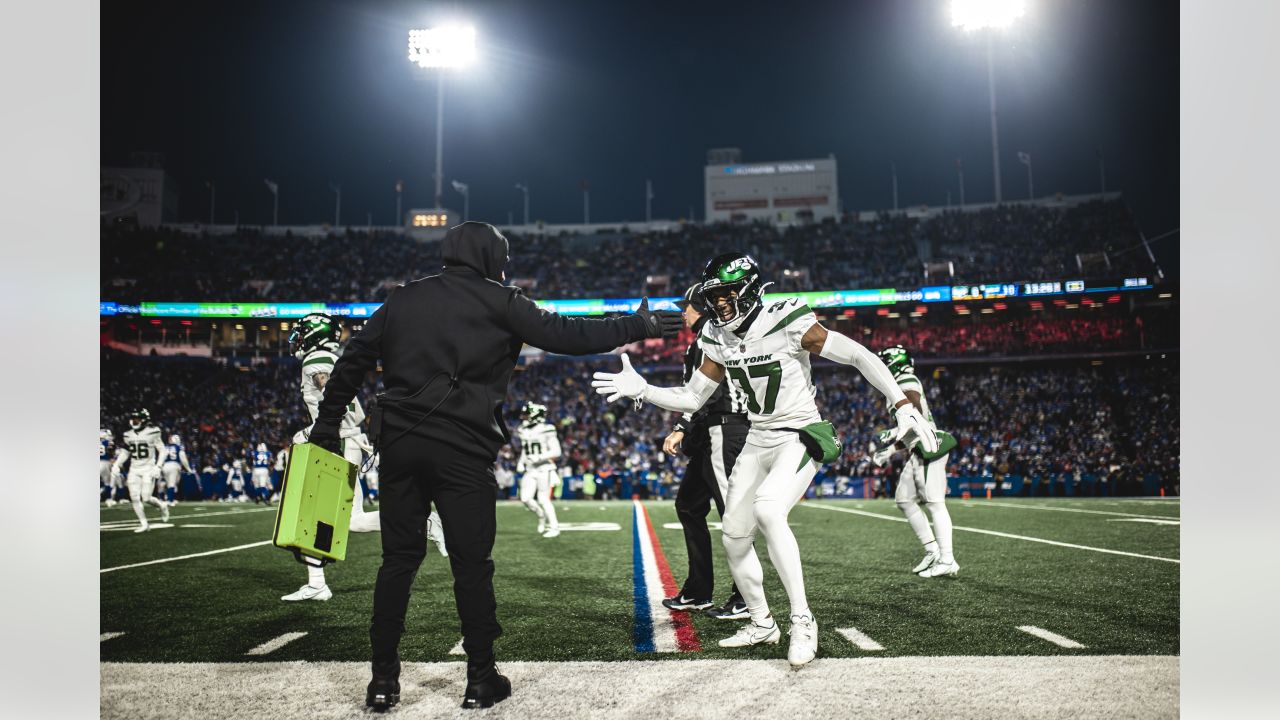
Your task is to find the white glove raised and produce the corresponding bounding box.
[591,353,649,403]
[892,403,938,453]
[871,446,895,468]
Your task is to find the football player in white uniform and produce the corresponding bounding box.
[870,346,960,578]
[594,253,936,668]
[112,409,171,532]
[161,434,194,506]
[100,428,122,505]
[515,402,562,538]
[282,314,444,600]
[250,443,274,504]
[224,459,248,502]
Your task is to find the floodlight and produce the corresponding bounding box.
[950,0,1026,32]
[408,25,477,69]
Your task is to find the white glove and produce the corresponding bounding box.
[870,441,895,467]
[550,475,562,488]
[291,430,308,445]
[892,404,938,453]
[591,353,649,403]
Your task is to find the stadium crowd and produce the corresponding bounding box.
[101,350,1179,499]
[101,199,1158,304]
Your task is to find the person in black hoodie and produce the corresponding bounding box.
[309,221,680,711]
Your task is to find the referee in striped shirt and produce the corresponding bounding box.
[661,283,750,620]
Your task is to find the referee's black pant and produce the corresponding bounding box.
[371,436,501,672]
[675,419,748,601]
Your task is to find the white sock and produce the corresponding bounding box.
[130,498,148,527]
[307,564,326,588]
[898,501,937,547]
[540,497,558,529]
[926,501,955,563]
[722,534,770,625]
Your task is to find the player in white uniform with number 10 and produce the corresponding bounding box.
[594,253,937,668]
[515,402,561,538]
[112,408,171,532]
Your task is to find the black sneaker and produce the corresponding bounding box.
[706,598,749,620]
[460,661,509,707]
[662,594,713,611]
[365,677,400,712]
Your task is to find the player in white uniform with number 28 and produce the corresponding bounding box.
[515,402,561,538]
[594,253,937,668]
[112,408,171,532]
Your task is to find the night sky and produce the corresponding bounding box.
[102,0,1178,246]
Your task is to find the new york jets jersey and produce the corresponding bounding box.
[699,297,821,431]
[121,426,166,471]
[885,372,934,430]
[517,422,561,466]
[300,348,365,437]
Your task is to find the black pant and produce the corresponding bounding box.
[675,420,748,601]
[371,436,501,669]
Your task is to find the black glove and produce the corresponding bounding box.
[634,297,682,339]
[308,424,342,455]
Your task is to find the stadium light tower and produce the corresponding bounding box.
[950,0,1026,204]
[408,24,477,209]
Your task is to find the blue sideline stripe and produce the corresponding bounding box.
[632,503,654,653]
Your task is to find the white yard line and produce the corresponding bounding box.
[835,627,885,651]
[449,639,466,655]
[803,503,1180,564]
[100,632,126,642]
[968,501,1179,521]
[101,541,274,574]
[245,632,308,656]
[1017,625,1087,649]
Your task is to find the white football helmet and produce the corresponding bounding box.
[100,428,112,442]
[170,434,182,445]
[257,443,268,453]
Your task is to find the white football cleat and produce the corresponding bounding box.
[281,584,332,602]
[918,559,960,578]
[788,614,819,668]
[912,550,940,574]
[104,499,117,507]
[350,512,382,533]
[132,524,149,533]
[718,619,782,648]
[542,528,561,538]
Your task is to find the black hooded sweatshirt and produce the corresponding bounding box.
[313,221,652,460]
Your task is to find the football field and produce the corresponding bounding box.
[100,497,1179,718]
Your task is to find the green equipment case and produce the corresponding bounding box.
[272,442,357,564]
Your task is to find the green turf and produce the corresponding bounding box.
[99,497,1179,663]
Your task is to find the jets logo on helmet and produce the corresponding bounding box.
[698,252,768,331]
[288,313,341,359]
[877,345,914,378]
[129,408,151,430]
[520,401,547,427]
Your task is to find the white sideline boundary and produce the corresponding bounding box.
[964,501,1180,521]
[100,632,125,642]
[803,503,1180,564]
[101,656,1177,720]
[101,541,274,574]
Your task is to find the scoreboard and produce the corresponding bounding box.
[704,157,839,225]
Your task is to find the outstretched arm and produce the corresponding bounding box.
[802,323,938,453]
[592,354,725,414]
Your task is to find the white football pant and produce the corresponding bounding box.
[720,429,819,625]
[251,467,271,491]
[163,462,183,490]
[895,453,955,564]
[519,464,559,531]
[126,467,167,526]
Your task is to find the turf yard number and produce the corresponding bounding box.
[727,361,782,414]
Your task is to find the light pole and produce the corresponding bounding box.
[264,178,279,226]
[951,0,1026,205]
[1018,151,1034,199]
[451,179,470,220]
[330,182,342,227]
[408,25,477,209]
[515,183,529,225]
[956,157,966,205]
